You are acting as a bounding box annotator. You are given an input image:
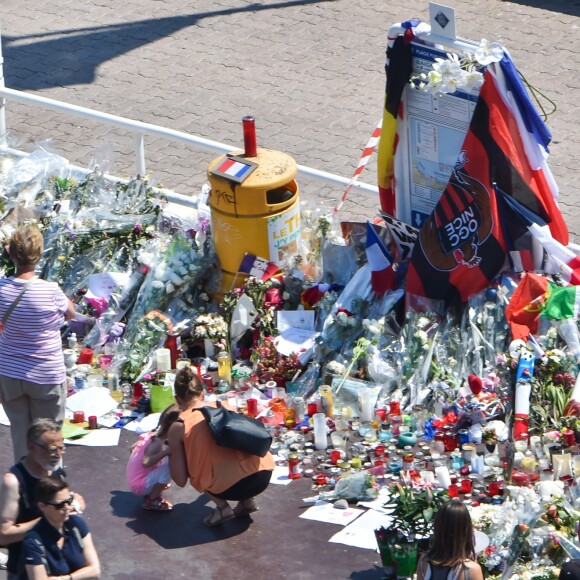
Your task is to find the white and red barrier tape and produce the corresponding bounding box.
[333,118,382,214]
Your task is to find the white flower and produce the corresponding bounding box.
[165,282,175,294]
[475,39,503,65]
[462,67,484,92]
[151,280,164,289]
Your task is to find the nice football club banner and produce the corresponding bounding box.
[406,61,569,305]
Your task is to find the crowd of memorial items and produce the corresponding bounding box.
[1,147,579,578]
[1,22,580,579]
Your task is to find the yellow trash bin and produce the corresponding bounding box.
[208,147,301,291]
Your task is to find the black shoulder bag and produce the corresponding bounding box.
[195,401,272,458]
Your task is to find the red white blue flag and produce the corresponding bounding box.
[238,253,281,281]
[366,222,396,295]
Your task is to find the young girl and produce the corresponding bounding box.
[127,403,180,511]
[417,500,484,580]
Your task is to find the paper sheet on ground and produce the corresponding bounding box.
[123,412,158,433]
[65,428,121,446]
[329,508,392,550]
[269,463,295,485]
[299,500,364,526]
[0,404,10,426]
[65,387,119,418]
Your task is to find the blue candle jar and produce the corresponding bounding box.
[387,457,403,474]
[397,431,417,449]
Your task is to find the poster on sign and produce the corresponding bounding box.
[267,204,301,264]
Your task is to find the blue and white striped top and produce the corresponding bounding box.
[0,277,68,384]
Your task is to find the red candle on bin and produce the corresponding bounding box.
[242,116,257,157]
[448,484,459,498]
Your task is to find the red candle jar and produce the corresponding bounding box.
[132,382,144,406]
[488,481,501,496]
[201,374,214,393]
[73,411,85,424]
[287,453,301,479]
[460,479,472,494]
[389,401,401,416]
[375,409,387,422]
[88,415,98,430]
[307,402,318,417]
[448,484,459,498]
[77,348,93,365]
[443,432,458,453]
[316,473,327,485]
[563,429,575,448]
[246,398,258,417]
[511,470,529,486]
[330,450,341,465]
[374,445,385,458]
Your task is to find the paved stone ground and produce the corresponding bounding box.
[0,0,579,239]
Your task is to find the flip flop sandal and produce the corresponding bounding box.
[233,503,259,517]
[203,506,235,527]
[142,497,173,511]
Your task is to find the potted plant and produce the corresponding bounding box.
[375,483,447,577]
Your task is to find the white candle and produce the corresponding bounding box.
[553,454,572,479]
[156,348,171,371]
[204,338,215,359]
[359,387,372,422]
[313,412,328,450]
[434,465,452,488]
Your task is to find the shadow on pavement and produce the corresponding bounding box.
[2,0,334,91]
[506,0,580,16]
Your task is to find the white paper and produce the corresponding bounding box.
[269,464,295,485]
[87,272,130,299]
[275,329,319,358]
[65,387,119,419]
[276,310,315,332]
[123,413,159,433]
[299,500,364,526]
[329,508,392,550]
[0,404,10,426]
[65,428,121,447]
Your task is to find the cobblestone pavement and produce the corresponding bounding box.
[1,0,578,239]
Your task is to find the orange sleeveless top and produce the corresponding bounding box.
[180,403,274,494]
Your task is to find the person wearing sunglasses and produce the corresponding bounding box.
[0,419,85,580]
[20,477,100,579]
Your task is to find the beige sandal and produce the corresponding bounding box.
[233,500,259,517]
[203,505,235,527]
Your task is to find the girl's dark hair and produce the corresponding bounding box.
[427,500,475,567]
[157,403,181,437]
[174,366,203,402]
[35,477,68,505]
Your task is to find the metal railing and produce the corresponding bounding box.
[0,86,379,207]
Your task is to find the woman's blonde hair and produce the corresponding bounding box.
[174,366,203,402]
[9,225,44,267]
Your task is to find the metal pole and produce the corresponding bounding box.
[0,17,7,146]
[134,132,146,176]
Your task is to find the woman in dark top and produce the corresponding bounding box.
[21,478,100,580]
[417,500,483,580]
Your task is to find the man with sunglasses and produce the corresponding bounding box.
[0,418,85,580]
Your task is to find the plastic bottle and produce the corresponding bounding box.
[68,333,78,352]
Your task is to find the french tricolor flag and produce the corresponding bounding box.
[365,222,396,295]
[215,158,253,180]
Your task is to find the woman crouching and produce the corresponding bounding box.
[168,366,274,527]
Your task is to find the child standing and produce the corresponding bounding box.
[127,403,180,511]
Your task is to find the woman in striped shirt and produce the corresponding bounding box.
[0,225,76,461]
